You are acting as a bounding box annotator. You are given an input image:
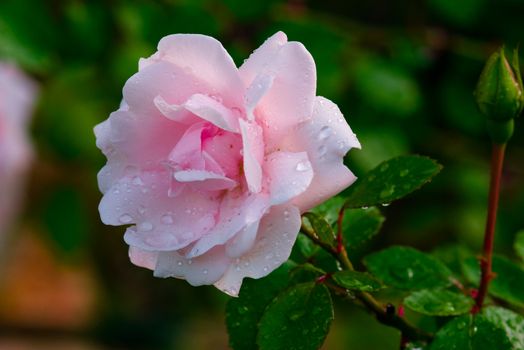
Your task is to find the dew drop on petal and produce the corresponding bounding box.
[318,126,331,140]
[161,214,174,225]
[119,214,133,224]
[295,161,310,172]
[139,221,154,231]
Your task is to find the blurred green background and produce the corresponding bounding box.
[1,0,523,349]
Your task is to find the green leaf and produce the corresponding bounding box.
[332,270,383,292]
[364,246,452,290]
[404,289,474,316]
[344,155,442,209]
[303,212,336,248]
[290,264,326,284]
[462,256,524,307]
[257,283,334,350]
[430,307,524,350]
[342,207,385,250]
[289,233,320,263]
[226,262,294,350]
[514,230,524,261]
[310,196,345,225]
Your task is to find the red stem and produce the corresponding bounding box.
[474,143,506,311]
[336,206,346,254]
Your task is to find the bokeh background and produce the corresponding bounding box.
[1,0,524,349]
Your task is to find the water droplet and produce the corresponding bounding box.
[139,221,154,231]
[161,214,174,225]
[235,265,241,271]
[238,306,249,315]
[265,253,274,260]
[244,261,250,267]
[177,261,183,266]
[318,145,327,156]
[380,163,390,172]
[318,126,331,140]
[138,206,146,214]
[295,161,310,172]
[119,214,133,224]
[202,269,209,274]
[263,266,269,272]
[113,188,121,194]
[187,259,193,265]
[379,185,395,199]
[132,176,144,186]
[381,203,391,207]
[361,206,369,210]
[400,169,409,177]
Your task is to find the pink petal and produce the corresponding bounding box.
[186,190,269,258]
[245,74,274,121]
[99,170,220,251]
[225,221,260,259]
[202,131,242,179]
[153,95,198,124]
[174,169,237,191]
[155,34,245,109]
[239,31,288,86]
[154,246,230,286]
[129,246,158,270]
[239,119,263,193]
[214,205,301,296]
[250,42,316,149]
[280,96,361,211]
[183,94,240,132]
[265,151,313,206]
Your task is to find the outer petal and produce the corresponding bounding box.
[129,246,158,270]
[186,190,269,258]
[265,151,313,206]
[214,205,301,296]
[99,170,219,251]
[154,246,230,286]
[239,31,288,86]
[239,119,264,193]
[154,34,245,109]
[280,96,361,211]
[225,220,260,259]
[251,42,316,148]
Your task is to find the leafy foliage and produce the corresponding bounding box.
[342,207,385,250]
[332,270,383,292]
[364,246,452,290]
[462,255,524,307]
[404,289,474,316]
[257,283,334,350]
[344,155,442,209]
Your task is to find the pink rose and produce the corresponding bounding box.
[95,32,360,295]
[0,63,37,236]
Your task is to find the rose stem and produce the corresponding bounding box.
[474,143,506,311]
[301,223,432,342]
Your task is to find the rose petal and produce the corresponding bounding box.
[99,170,219,251]
[225,220,260,259]
[153,95,198,124]
[239,31,288,86]
[174,169,237,191]
[265,151,313,206]
[184,94,240,132]
[129,246,158,270]
[280,96,361,211]
[239,119,263,193]
[252,42,316,149]
[154,246,230,286]
[186,190,269,258]
[214,204,301,296]
[245,74,274,121]
[155,34,245,109]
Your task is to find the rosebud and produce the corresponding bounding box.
[475,47,523,144]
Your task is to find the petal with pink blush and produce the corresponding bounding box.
[156,34,245,108]
[239,31,288,86]
[154,246,230,286]
[239,119,263,193]
[154,95,198,124]
[265,151,313,206]
[225,220,260,259]
[245,74,274,121]
[214,205,301,296]
[183,94,240,132]
[254,42,316,148]
[186,191,269,258]
[129,246,158,271]
[99,171,219,251]
[174,170,237,191]
[281,96,361,211]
